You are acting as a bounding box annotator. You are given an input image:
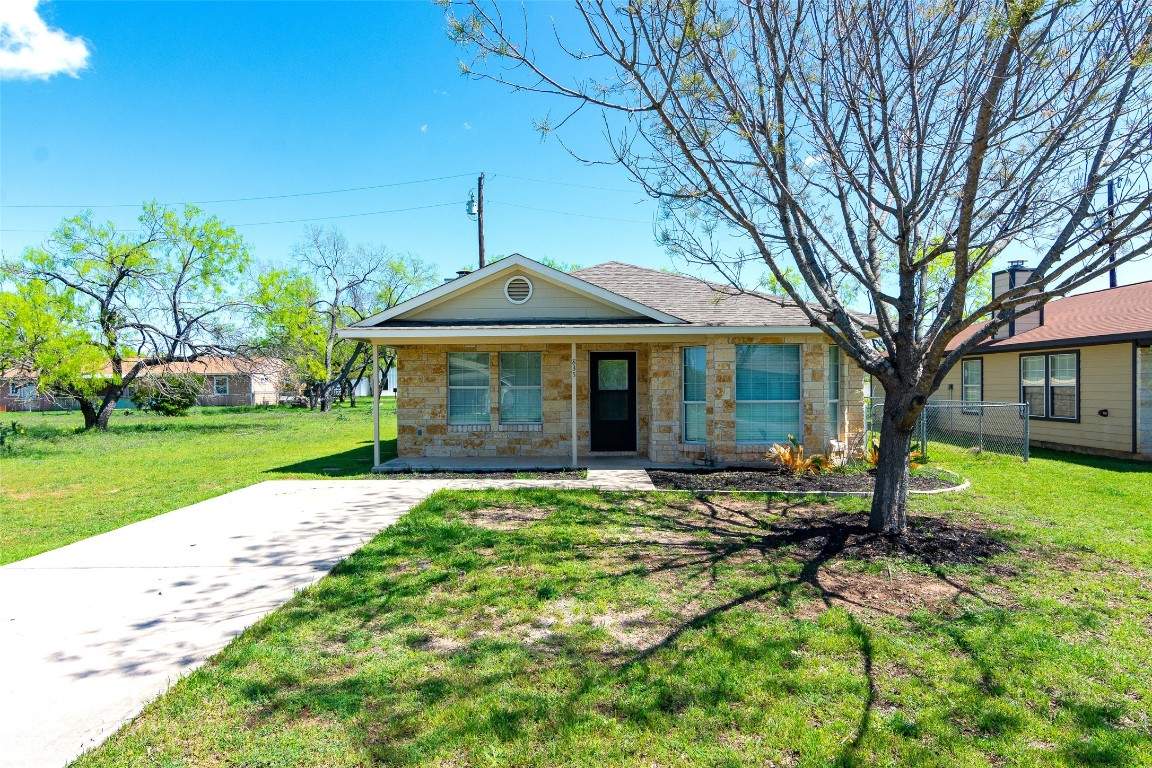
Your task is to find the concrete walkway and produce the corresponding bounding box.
[0,472,654,768]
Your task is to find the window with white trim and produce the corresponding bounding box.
[961,358,982,413]
[448,352,491,425]
[827,346,841,440]
[499,351,542,423]
[735,344,802,443]
[212,376,230,396]
[1020,352,1079,420]
[682,346,706,443]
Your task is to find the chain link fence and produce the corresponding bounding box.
[869,400,1031,460]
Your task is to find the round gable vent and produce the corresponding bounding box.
[504,276,533,304]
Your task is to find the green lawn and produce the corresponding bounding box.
[73,446,1152,767]
[0,403,396,564]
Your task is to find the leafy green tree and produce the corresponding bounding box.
[130,375,205,416]
[3,202,250,429]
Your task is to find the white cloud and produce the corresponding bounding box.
[0,0,90,80]
[463,122,472,131]
[420,124,428,134]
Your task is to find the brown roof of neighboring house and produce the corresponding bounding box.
[948,279,1152,351]
[572,261,815,326]
[1,357,285,380]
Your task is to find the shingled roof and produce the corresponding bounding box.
[948,279,1152,351]
[572,261,812,326]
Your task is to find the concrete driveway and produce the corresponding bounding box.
[0,470,652,768]
[0,479,446,768]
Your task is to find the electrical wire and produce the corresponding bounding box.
[488,199,649,224]
[493,173,636,194]
[0,172,479,209]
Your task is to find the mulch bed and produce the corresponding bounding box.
[383,469,587,480]
[647,467,956,493]
[776,508,1011,566]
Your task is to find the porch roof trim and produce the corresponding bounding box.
[341,324,824,341]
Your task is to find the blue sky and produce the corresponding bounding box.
[2,0,1148,293]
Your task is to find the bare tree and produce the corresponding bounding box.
[4,203,251,430]
[445,0,1152,532]
[255,226,437,412]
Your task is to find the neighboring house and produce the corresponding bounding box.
[339,254,867,467]
[939,264,1152,460]
[0,357,286,412]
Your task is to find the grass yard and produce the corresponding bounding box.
[0,402,396,564]
[73,447,1152,767]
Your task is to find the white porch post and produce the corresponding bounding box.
[570,342,578,468]
[372,342,381,468]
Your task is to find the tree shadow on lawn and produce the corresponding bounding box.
[188,492,1145,767]
[266,440,397,477]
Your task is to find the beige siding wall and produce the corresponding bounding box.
[935,343,1137,456]
[395,335,866,463]
[404,271,641,322]
[1138,347,1151,457]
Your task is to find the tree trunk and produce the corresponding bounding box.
[868,397,923,534]
[77,397,99,430]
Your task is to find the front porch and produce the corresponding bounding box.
[372,454,694,472]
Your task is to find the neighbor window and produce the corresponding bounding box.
[735,344,802,443]
[827,346,841,440]
[7,382,20,396]
[961,358,982,412]
[682,346,706,443]
[213,376,230,396]
[499,351,542,423]
[448,352,491,425]
[1020,352,1078,421]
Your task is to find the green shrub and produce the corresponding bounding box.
[130,375,204,416]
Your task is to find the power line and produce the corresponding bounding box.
[232,201,465,227]
[494,173,636,193]
[0,201,467,233]
[0,172,479,210]
[489,199,650,224]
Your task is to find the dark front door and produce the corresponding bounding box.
[590,352,636,452]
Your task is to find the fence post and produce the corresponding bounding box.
[920,407,928,458]
[978,406,985,453]
[1023,402,1030,462]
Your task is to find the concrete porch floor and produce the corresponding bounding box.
[373,455,698,472]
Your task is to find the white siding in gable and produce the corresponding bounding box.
[402,271,645,323]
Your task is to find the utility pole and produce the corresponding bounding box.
[477,172,486,268]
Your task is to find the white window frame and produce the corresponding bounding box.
[827,346,841,440]
[734,344,803,445]
[682,346,707,444]
[961,358,982,414]
[498,351,543,424]
[447,352,491,426]
[212,376,230,396]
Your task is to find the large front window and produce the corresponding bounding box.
[448,352,490,425]
[499,351,542,423]
[682,346,706,443]
[735,344,802,443]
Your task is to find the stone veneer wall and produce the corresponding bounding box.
[395,343,649,458]
[395,336,865,462]
[647,335,866,464]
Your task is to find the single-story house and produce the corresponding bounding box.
[0,357,286,412]
[939,265,1152,460]
[339,254,867,468]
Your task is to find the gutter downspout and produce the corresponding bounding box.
[571,342,578,468]
[372,343,380,468]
